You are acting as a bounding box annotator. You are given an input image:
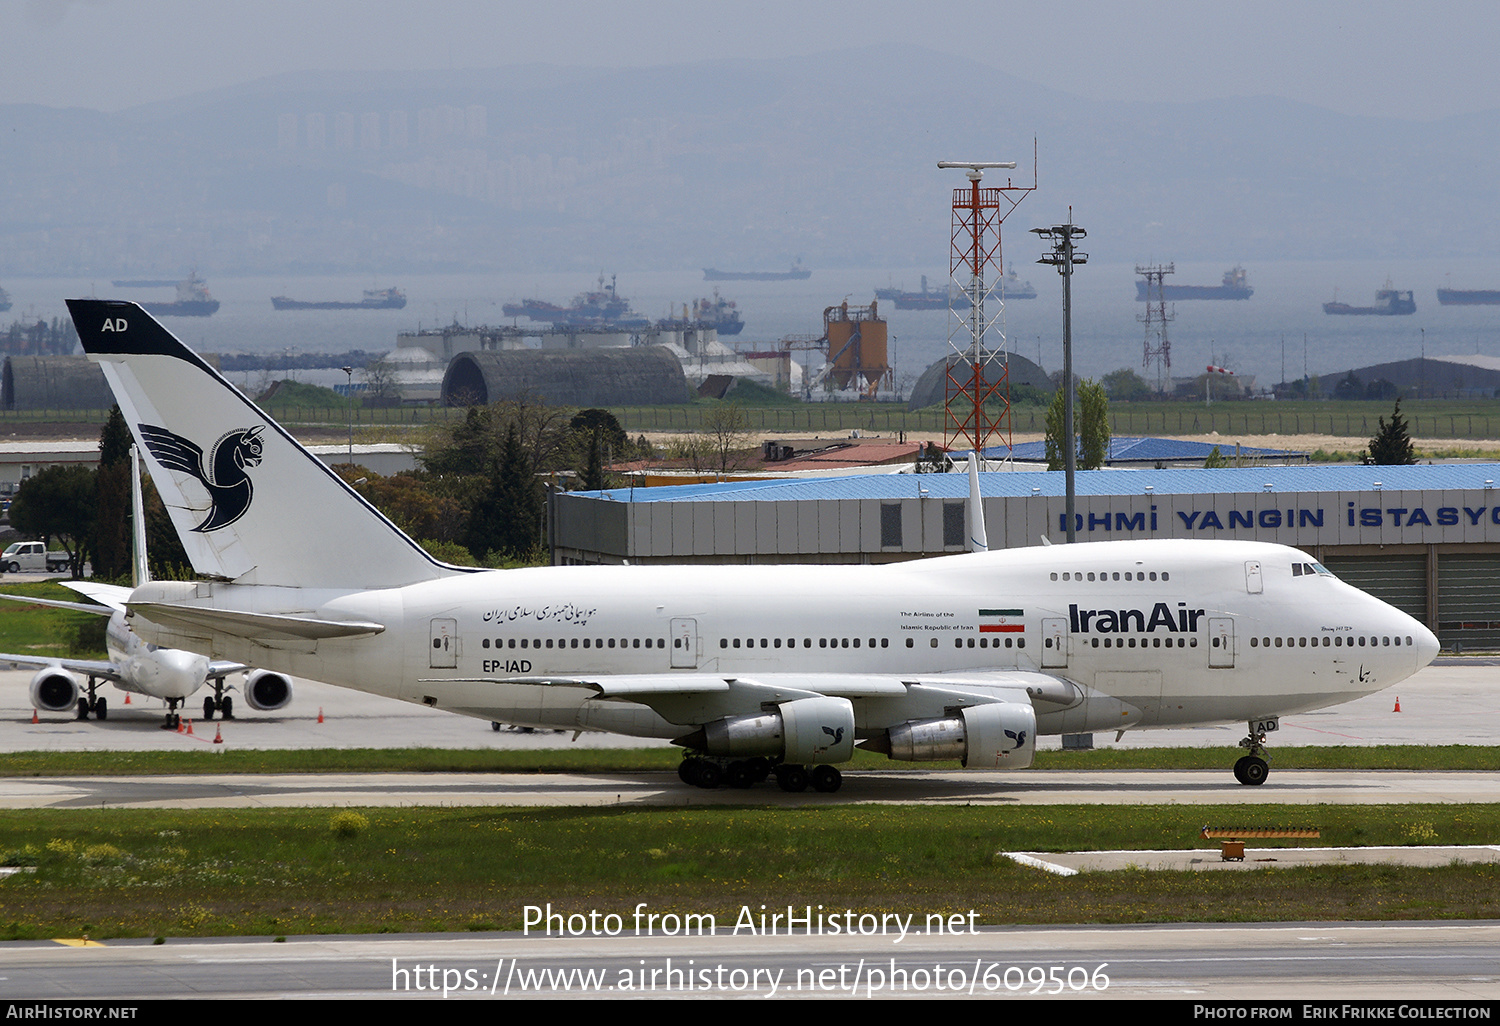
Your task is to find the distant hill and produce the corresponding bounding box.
[2,45,1497,276]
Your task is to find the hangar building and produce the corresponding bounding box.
[553,463,1500,650]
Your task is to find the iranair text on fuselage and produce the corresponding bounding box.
[1069,602,1205,635]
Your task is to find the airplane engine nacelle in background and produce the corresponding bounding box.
[881,702,1036,770]
[243,670,294,711]
[29,668,80,712]
[697,696,856,764]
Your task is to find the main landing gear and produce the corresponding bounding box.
[202,691,234,721]
[74,677,107,721]
[677,756,844,793]
[161,698,184,731]
[1233,725,1271,786]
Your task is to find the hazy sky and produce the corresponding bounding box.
[5,0,1497,121]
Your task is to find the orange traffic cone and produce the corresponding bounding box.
[124,694,131,704]
[31,709,38,724]
[1393,696,1402,712]
[213,725,223,744]
[317,707,324,724]
[185,719,194,736]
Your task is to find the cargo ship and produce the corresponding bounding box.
[502,274,650,329]
[139,274,219,317]
[111,278,185,288]
[1437,288,1500,306]
[1135,265,1253,301]
[1323,283,1415,316]
[703,261,811,281]
[271,287,407,311]
[880,268,1036,310]
[656,292,744,335]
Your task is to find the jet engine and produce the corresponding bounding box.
[243,670,294,711]
[869,702,1037,770]
[29,668,80,713]
[682,696,856,764]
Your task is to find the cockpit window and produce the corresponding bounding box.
[1291,562,1337,579]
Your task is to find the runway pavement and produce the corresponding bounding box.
[2,921,1497,1000]
[1,658,1494,753]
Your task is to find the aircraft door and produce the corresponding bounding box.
[1207,617,1234,668]
[1040,617,1068,668]
[429,618,459,669]
[670,617,699,669]
[1245,560,1263,594]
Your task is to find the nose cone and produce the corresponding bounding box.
[1414,621,1440,669]
[154,648,209,700]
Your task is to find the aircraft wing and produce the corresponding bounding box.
[0,652,123,684]
[423,670,1078,710]
[207,660,250,679]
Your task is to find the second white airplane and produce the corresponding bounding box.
[67,299,1439,788]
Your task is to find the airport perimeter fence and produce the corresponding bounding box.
[6,402,1500,442]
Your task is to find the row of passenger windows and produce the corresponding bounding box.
[1250,634,1415,648]
[480,637,668,650]
[1088,637,1197,648]
[1051,570,1169,582]
[721,637,891,650]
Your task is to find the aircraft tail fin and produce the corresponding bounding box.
[130,444,149,588]
[967,452,989,553]
[67,299,464,591]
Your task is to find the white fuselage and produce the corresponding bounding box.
[129,538,1439,740]
[105,611,208,701]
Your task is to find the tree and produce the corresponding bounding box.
[464,422,544,561]
[1045,378,1110,471]
[702,401,751,474]
[1203,446,1230,468]
[8,465,96,578]
[1078,380,1110,470]
[93,407,133,581]
[1365,399,1418,465]
[1334,370,1363,400]
[569,409,629,491]
[1101,367,1153,402]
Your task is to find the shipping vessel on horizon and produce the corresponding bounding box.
[139,273,219,317]
[503,273,651,329]
[1135,265,1253,301]
[1324,282,1416,316]
[271,287,407,311]
[1436,287,1500,306]
[703,261,811,282]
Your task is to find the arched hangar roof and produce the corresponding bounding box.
[441,347,688,407]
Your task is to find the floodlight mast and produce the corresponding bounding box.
[1031,216,1088,543]
[937,152,1035,463]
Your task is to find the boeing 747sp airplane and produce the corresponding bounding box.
[66,299,1439,790]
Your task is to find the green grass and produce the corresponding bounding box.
[0,581,108,659]
[0,745,1493,777]
[0,804,1495,939]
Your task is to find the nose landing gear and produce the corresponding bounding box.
[1233,726,1271,785]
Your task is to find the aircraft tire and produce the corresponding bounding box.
[204,697,216,721]
[1240,757,1269,786]
[695,762,722,789]
[677,760,699,786]
[76,699,89,720]
[1232,756,1248,784]
[221,696,233,719]
[750,757,772,782]
[776,765,809,793]
[726,761,755,788]
[811,764,842,793]
[94,697,106,721]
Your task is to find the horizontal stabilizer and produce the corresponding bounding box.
[62,580,131,613]
[127,602,384,642]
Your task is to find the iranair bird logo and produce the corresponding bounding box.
[138,424,265,532]
[822,725,846,745]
